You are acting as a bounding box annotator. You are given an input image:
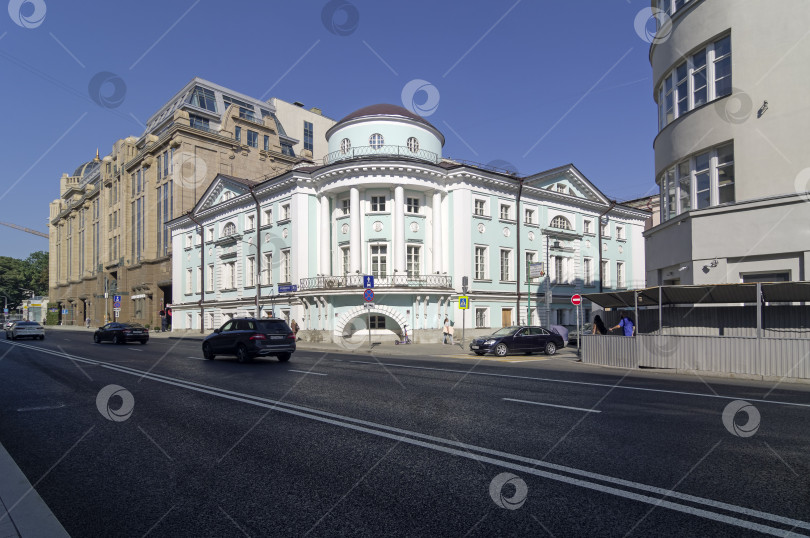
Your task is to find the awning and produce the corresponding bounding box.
[583,281,810,308]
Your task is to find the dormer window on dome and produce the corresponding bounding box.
[407,137,419,153]
[340,138,351,154]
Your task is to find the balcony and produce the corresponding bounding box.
[237,110,265,127]
[324,145,440,165]
[299,274,452,291]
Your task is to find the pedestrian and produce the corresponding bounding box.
[160,310,168,332]
[592,315,607,335]
[448,322,455,345]
[610,314,635,337]
[85,316,91,329]
[442,317,450,344]
[291,319,299,340]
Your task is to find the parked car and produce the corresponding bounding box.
[568,323,593,345]
[469,325,564,357]
[203,318,295,363]
[6,321,45,340]
[93,322,149,345]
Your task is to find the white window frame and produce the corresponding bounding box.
[369,243,388,278]
[370,196,386,213]
[617,261,626,289]
[659,142,734,221]
[406,197,420,214]
[601,259,610,289]
[246,214,255,231]
[340,198,350,216]
[207,264,214,291]
[185,268,192,294]
[524,207,536,225]
[185,234,192,248]
[261,253,272,285]
[499,203,513,221]
[206,227,214,242]
[196,266,201,293]
[616,225,625,240]
[499,248,513,282]
[474,245,489,280]
[601,222,610,238]
[280,203,291,221]
[550,215,573,230]
[583,219,593,234]
[281,249,291,283]
[584,258,593,287]
[223,261,236,289]
[341,246,350,275]
[473,197,488,217]
[475,307,489,329]
[262,208,272,226]
[246,256,255,287]
[406,244,421,278]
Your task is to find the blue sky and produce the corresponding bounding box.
[0,0,660,259]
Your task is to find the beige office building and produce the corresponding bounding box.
[49,78,333,326]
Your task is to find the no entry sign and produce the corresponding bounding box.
[571,294,582,305]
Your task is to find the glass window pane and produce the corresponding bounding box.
[695,152,711,209]
[678,161,691,213]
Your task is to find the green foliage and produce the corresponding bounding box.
[0,251,49,310]
[45,311,59,325]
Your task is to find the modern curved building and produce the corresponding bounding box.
[646,0,810,285]
[169,104,649,341]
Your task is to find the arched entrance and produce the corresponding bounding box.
[334,305,409,343]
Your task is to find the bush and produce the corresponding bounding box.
[45,312,59,326]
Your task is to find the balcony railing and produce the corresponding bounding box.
[299,274,452,291]
[237,110,265,126]
[324,145,440,165]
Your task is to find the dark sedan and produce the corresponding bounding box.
[469,326,564,357]
[202,318,295,363]
[93,322,149,345]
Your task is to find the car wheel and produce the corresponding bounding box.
[236,344,251,363]
[494,343,508,357]
[202,343,215,360]
[545,342,557,356]
[113,334,122,345]
[277,353,291,362]
[93,334,101,344]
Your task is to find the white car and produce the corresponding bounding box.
[6,321,45,340]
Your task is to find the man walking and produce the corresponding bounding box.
[610,314,635,337]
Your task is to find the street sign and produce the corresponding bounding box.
[571,294,582,305]
[364,288,374,302]
[458,296,469,309]
[62,309,68,315]
[113,295,121,302]
[2,309,7,314]
[529,262,545,278]
[114,310,120,318]
[278,284,298,293]
[113,301,121,309]
[363,275,375,288]
[363,302,375,308]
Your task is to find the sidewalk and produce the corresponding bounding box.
[0,442,70,538]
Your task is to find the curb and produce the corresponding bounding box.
[0,442,70,538]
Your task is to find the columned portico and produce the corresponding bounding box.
[350,187,361,273]
[394,185,405,274]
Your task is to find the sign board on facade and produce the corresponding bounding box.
[363,275,375,288]
[62,309,68,315]
[113,295,121,303]
[529,262,545,278]
[571,294,582,305]
[364,289,374,302]
[113,301,121,309]
[458,296,469,309]
[363,303,375,308]
[278,284,298,293]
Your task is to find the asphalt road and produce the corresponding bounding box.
[1,329,809,537]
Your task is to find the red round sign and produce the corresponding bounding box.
[571,294,582,305]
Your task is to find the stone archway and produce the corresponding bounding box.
[333,304,409,340]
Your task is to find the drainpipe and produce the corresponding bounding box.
[188,212,205,334]
[598,201,617,294]
[249,185,261,318]
[515,178,524,324]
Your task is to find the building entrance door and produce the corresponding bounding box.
[501,308,512,327]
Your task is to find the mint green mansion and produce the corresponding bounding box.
[169,104,648,342]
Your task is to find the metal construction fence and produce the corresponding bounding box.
[581,334,810,379]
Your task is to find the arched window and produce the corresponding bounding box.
[406,137,419,152]
[222,222,236,236]
[369,133,384,149]
[340,138,351,154]
[550,216,572,230]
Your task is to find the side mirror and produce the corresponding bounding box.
[213,328,221,334]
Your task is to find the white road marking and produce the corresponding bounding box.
[187,357,205,361]
[4,340,810,535]
[347,360,810,409]
[17,404,66,412]
[503,398,601,413]
[288,370,326,376]
[127,348,142,351]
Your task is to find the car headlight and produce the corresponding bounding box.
[484,339,496,345]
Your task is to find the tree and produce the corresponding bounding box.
[0,251,49,311]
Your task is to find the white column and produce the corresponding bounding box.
[415,296,421,331]
[350,187,361,273]
[394,185,405,275]
[432,191,442,273]
[423,295,429,329]
[320,196,331,275]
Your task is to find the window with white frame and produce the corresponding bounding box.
[262,254,272,285]
[584,258,593,286]
[185,268,192,294]
[656,0,692,16]
[524,208,535,225]
[340,138,351,154]
[370,196,386,212]
[369,133,384,149]
[369,315,385,329]
[553,256,564,284]
[281,249,291,283]
[406,137,419,153]
[341,246,350,274]
[262,208,272,226]
[187,312,193,328]
[475,307,488,328]
[525,251,537,281]
[223,261,236,289]
[499,249,512,281]
[246,256,255,287]
[406,245,420,278]
[473,198,487,217]
[196,267,201,293]
[185,234,192,248]
[657,35,731,131]
[370,244,387,278]
[406,197,420,213]
[601,221,610,237]
[246,214,255,231]
[550,215,572,230]
[584,219,593,234]
[474,246,488,280]
[617,261,626,288]
[223,222,236,237]
[280,203,291,221]
[601,260,610,288]
[207,264,214,291]
[340,199,350,216]
[616,225,625,240]
[659,142,734,221]
[499,203,513,220]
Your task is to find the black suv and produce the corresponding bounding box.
[202,318,296,363]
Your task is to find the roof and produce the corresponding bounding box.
[583,282,810,308]
[218,174,260,188]
[72,159,99,178]
[332,104,438,132]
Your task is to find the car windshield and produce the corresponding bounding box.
[16,322,40,327]
[122,323,145,328]
[491,326,520,336]
[256,320,290,333]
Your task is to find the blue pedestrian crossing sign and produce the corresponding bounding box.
[459,296,469,310]
[363,275,375,288]
[364,288,374,302]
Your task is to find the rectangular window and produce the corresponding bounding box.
[406,197,420,213]
[713,35,732,99]
[525,251,536,282]
[584,219,592,234]
[246,256,255,287]
[185,234,192,248]
[678,161,691,214]
[474,199,486,216]
[675,62,688,117]
[601,260,610,288]
[692,48,708,107]
[370,196,386,212]
[246,214,255,230]
[185,269,193,294]
[196,267,201,293]
[163,151,169,178]
[207,264,214,291]
[406,245,420,278]
[341,246,350,275]
[281,249,291,283]
[281,203,291,221]
[500,249,512,281]
[499,204,512,220]
[247,130,258,148]
[616,225,625,240]
[369,315,385,330]
[303,121,314,152]
[206,227,213,242]
[189,86,217,112]
[474,246,487,280]
[695,151,711,209]
[617,262,626,288]
[371,245,387,278]
[664,75,674,125]
[475,308,488,329]
[553,256,564,284]
[584,258,593,286]
[263,135,270,151]
[224,261,236,289]
[524,208,535,225]
[235,126,241,143]
[716,142,735,205]
[262,254,271,285]
[262,208,272,226]
[601,222,610,237]
[189,114,209,131]
[341,199,350,215]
